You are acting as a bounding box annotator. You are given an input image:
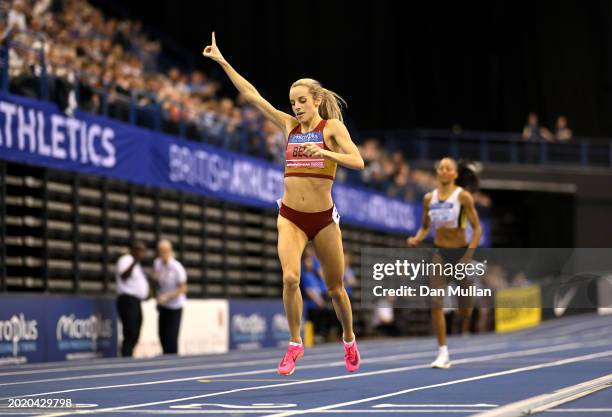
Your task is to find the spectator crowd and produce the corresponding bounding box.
[0,0,492,206]
[1,0,281,158]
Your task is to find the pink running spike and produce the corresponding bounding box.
[344,341,361,372]
[277,343,304,376]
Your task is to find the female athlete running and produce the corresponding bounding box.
[203,33,364,375]
[407,157,482,369]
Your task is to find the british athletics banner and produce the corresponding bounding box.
[0,91,461,235]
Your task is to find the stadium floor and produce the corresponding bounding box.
[0,313,610,417]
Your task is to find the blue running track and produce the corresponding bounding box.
[0,313,610,417]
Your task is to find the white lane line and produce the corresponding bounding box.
[5,328,601,388]
[32,343,609,417]
[1,341,512,400]
[520,316,611,335]
[3,329,499,377]
[0,411,497,415]
[1,312,602,375]
[63,408,612,416]
[0,341,411,377]
[3,339,443,386]
[531,385,610,413]
[0,351,289,377]
[2,314,607,378]
[0,336,427,372]
[470,374,612,417]
[548,408,612,412]
[262,350,612,417]
[518,328,610,349]
[447,314,609,347]
[373,403,497,408]
[0,350,351,387]
[8,327,608,392]
[0,337,416,374]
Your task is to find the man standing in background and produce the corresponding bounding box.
[116,241,149,357]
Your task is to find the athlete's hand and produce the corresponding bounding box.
[202,32,226,64]
[302,142,324,158]
[406,236,419,247]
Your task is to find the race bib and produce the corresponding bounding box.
[429,202,456,228]
[285,131,326,168]
[332,205,341,224]
[285,142,325,168]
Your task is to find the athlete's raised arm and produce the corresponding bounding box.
[302,119,364,170]
[202,32,295,135]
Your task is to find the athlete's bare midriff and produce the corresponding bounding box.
[282,176,334,212]
[281,123,338,212]
[434,228,468,248]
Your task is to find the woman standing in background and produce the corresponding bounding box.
[153,239,187,355]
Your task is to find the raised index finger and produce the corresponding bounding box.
[212,31,216,46]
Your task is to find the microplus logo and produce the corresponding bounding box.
[56,314,112,351]
[0,314,39,357]
[288,131,322,143]
[231,314,267,337]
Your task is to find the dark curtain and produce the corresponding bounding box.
[92,0,612,136]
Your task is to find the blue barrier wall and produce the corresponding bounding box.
[0,295,117,364]
[229,299,294,350]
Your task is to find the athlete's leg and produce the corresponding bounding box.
[430,252,447,347]
[277,215,309,343]
[312,223,354,342]
[457,279,474,334]
[430,252,451,368]
[431,301,447,345]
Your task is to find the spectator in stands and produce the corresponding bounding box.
[152,239,187,355]
[554,115,573,142]
[359,138,383,184]
[116,240,149,357]
[263,119,285,164]
[227,106,248,150]
[243,105,265,155]
[411,168,437,200]
[7,0,27,33]
[388,163,416,201]
[188,70,215,98]
[522,112,553,141]
[33,0,57,18]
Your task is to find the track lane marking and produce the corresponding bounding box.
[263,350,612,417]
[33,343,610,417]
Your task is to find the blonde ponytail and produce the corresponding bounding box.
[291,78,347,122]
